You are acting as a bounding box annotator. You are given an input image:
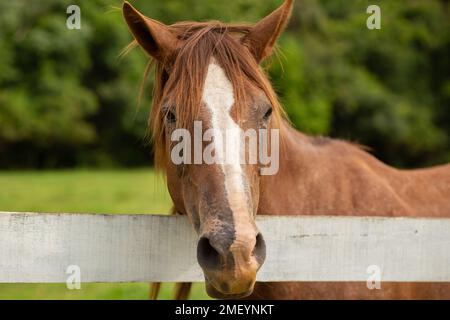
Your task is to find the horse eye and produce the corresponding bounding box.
[166,110,176,123]
[263,107,273,120]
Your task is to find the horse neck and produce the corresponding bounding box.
[259,120,450,217]
[258,120,405,216]
[258,121,323,214]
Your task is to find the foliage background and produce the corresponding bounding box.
[0,0,449,169]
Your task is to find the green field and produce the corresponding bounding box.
[0,169,210,300]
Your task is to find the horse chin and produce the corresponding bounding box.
[205,281,254,300]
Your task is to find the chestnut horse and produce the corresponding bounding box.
[123,0,450,299]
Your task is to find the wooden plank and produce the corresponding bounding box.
[0,212,449,283]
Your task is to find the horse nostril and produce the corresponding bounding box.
[252,233,266,265]
[197,236,221,270]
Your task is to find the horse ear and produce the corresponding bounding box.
[122,1,178,62]
[242,0,294,63]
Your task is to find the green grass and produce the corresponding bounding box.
[0,169,210,300]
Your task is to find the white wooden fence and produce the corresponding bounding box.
[1,212,449,283]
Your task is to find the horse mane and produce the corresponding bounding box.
[139,21,286,171]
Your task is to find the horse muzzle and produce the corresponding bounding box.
[196,231,266,298]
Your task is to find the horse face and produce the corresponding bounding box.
[123,0,293,298]
[165,62,272,298]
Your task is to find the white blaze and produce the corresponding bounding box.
[202,62,252,235]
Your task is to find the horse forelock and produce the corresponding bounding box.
[143,21,286,171]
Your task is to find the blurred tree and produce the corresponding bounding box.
[271,0,449,167]
[0,0,150,167]
[0,0,448,168]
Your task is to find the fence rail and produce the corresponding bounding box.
[0,212,449,283]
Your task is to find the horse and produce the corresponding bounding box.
[122,0,450,299]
